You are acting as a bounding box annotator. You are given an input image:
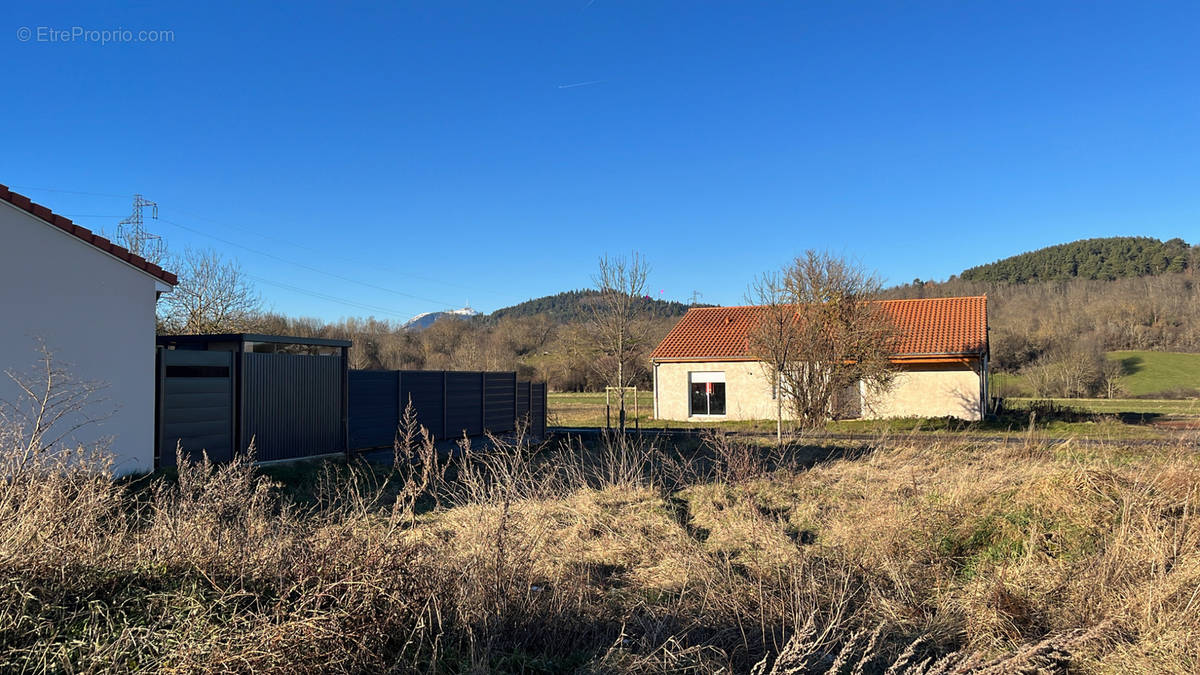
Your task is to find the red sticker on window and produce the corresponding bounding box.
[705,382,713,395]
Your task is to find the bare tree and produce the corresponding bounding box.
[777,251,897,429]
[1021,343,1105,398]
[746,272,800,445]
[588,252,650,431]
[1101,357,1126,399]
[0,340,111,469]
[158,249,261,334]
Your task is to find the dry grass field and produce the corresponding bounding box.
[1,418,1198,673]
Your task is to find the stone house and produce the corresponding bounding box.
[650,296,989,422]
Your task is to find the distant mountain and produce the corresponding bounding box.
[403,305,480,331]
[489,289,699,324]
[959,237,1192,283]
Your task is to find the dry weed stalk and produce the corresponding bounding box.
[392,397,446,522]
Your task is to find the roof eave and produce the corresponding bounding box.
[0,184,179,286]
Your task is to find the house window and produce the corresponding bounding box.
[689,372,726,416]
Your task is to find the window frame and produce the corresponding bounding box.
[688,371,727,417]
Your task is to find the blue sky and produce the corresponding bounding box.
[4,2,1198,322]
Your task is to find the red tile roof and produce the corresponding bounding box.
[650,296,988,362]
[0,183,178,285]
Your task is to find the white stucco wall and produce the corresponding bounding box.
[654,360,783,422]
[654,359,984,422]
[861,362,984,421]
[0,201,165,474]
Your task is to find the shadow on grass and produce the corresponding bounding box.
[1119,354,1144,375]
[998,399,1164,427]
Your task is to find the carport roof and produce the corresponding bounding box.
[157,334,352,348]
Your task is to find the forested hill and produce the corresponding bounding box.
[959,237,1192,283]
[488,289,698,324]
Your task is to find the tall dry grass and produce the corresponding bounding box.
[0,412,1196,672]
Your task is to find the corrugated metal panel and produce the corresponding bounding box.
[242,352,344,461]
[530,382,547,438]
[158,350,234,465]
[516,381,531,424]
[349,370,399,450]
[400,371,445,441]
[445,371,483,438]
[484,372,515,433]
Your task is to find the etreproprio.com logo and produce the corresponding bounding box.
[17,26,175,45]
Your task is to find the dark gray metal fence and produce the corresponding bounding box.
[532,382,546,438]
[241,352,346,461]
[348,370,546,450]
[157,349,236,466]
[513,381,546,438]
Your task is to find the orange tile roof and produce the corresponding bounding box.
[650,296,988,362]
[0,183,178,285]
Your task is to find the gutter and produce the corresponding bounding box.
[652,362,659,419]
[651,353,985,365]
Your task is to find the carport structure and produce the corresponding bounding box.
[156,334,351,467]
[157,333,549,468]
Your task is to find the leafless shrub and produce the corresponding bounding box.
[704,429,771,483]
[0,340,111,467]
[563,431,665,491]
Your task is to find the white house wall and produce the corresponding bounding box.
[860,362,983,421]
[654,360,782,422]
[654,359,984,422]
[0,202,162,474]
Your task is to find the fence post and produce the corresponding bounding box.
[341,346,350,457]
[480,371,486,435]
[396,370,403,437]
[442,371,448,441]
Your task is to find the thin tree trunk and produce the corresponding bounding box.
[776,374,783,446]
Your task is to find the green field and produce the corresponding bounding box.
[1109,350,1200,397]
[547,391,656,427]
[548,391,769,431]
[548,391,783,431]
[991,349,1200,399]
[1007,396,1200,416]
[548,391,1194,439]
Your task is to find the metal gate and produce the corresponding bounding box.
[241,352,346,462]
[157,349,235,466]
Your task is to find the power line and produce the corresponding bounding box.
[166,206,486,295]
[59,214,127,218]
[157,217,456,308]
[11,183,504,308]
[245,274,411,319]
